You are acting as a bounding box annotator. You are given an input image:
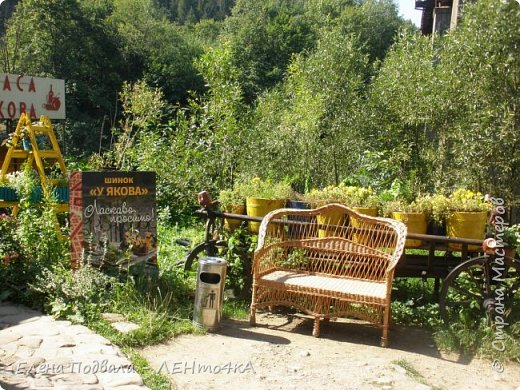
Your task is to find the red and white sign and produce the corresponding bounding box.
[0,73,66,119]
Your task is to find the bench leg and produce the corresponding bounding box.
[381,329,388,347]
[250,306,256,326]
[312,316,321,337]
[250,284,257,326]
[381,306,391,347]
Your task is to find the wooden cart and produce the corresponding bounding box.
[186,197,519,329]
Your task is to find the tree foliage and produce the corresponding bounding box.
[251,29,369,191]
[221,0,316,102]
[368,0,519,201]
[157,0,235,24]
[246,0,404,191]
[0,0,517,215]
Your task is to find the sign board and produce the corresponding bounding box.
[70,171,157,270]
[1,73,66,119]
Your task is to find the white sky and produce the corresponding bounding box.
[396,0,423,27]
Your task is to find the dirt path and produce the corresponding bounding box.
[140,312,520,390]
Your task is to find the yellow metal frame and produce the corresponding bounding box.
[0,113,68,221]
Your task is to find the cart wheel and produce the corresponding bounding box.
[183,240,226,276]
[439,255,520,327]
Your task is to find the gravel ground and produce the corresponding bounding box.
[140,312,520,390]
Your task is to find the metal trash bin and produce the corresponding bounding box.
[193,257,228,331]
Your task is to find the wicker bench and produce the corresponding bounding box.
[249,203,407,347]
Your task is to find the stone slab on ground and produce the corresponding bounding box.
[111,321,140,334]
[140,312,520,390]
[0,302,151,390]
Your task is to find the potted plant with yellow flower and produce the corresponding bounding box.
[304,184,350,237]
[304,184,379,211]
[235,177,291,233]
[382,196,431,247]
[342,186,380,217]
[429,189,491,250]
[218,188,245,231]
[304,184,379,237]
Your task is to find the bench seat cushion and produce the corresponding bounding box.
[259,270,387,304]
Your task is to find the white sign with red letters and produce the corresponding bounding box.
[0,73,66,119]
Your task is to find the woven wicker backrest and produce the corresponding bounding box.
[254,203,407,282]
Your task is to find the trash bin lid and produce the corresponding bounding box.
[199,256,228,267]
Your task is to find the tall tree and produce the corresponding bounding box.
[1,0,125,155]
[222,0,315,103]
[367,0,519,200]
[440,0,520,200]
[251,28,369,190]
[108,0,204,103]
[367,30,441,192]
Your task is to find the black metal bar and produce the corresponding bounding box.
[196,209,264,223]
[405,232,483,246]
[461,244,468,261]
[195,208,486,246]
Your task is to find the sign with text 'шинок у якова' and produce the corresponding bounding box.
[69,171,157,269]
[1,73,66,119]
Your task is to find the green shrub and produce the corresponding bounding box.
[434,322,520,362]
[235,177,292,200]
[220,226,257,300]
[30,263,119,323]
[304,184,379,208]
[218,189,245,209]
[0,198,68,304]
[391,278,441,328]
[0,214,22,266]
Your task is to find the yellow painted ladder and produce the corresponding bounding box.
[0,113,68,216]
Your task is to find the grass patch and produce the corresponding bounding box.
[101,270,197,346]
[392,359,445,390]
[158,223,204,274]
[391,278,441,328]
[392,359,424,381]
[223,299,250,320]
[123,347,173,390]
[434,322,520,363]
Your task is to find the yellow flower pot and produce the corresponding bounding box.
[223,204,246,231]
[447,211,487,251]
[351,207,378,245]
[246,197,286,233]
[391,212,427,248]
[317,209,346,238]
[352,207,378,218]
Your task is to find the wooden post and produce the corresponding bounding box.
[450,0,460,30]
